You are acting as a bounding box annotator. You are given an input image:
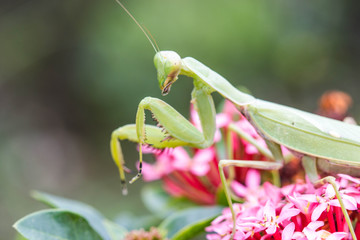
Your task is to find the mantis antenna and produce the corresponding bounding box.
[115,0,160,53]
[142,24,160,53]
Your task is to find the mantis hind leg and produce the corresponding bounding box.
[218,159,283,239]
[228,123,283,186]
[218,139,284,239]
[228,123,273,159]
[302,156,357,240]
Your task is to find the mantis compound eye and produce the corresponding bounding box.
[154,51,182,95]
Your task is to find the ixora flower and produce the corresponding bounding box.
[283,221,348,240]
[124,227,167,240]
[139,99,360,239]
[142,146,220,204]
[205,173,360,240]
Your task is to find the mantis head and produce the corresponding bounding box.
[154,51,182,96]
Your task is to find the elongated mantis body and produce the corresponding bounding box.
[112,3,360,239]
[111,51,360,239]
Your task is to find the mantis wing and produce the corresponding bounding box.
[248,99,360,164]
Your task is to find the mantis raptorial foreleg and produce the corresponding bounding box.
[111,86,216,191]
[111,124,189,194]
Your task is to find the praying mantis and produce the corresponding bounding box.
[111,2,360,239]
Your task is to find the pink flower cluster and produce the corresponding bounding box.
[206,171,360,240]
[142,146,221,204]
[140,100,360,239]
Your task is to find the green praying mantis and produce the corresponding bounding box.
[111,2,360,239]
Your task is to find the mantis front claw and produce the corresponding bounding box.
[111,92,217,190]
[129,172,142,184]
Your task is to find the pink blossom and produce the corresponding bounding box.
[258,201,300,235]
[231,169,282,206]
[142,147,215,180]
[142,145,220,204]
[137,100,360,239]
[231,169,263,204]
[338,174,360,206]
[285,221,348,240]
[310,184,357,222]
[206,175,360,239]
[338,173,360,185]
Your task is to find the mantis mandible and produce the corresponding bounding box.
[111,2,360,239]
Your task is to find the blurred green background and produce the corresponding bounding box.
[1,0,359,238]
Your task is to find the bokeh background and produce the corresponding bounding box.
[1,0,359,238]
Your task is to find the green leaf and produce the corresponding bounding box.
[114,212,161,231]
[15,233,28,240]
[215,186,229,206]
[31,191,113,240]
[141,185,196,218]
[102,219,128,240]
[159,206,223,240]
[13,209,103,240]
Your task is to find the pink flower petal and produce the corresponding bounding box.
[213,129,222,143]
[297,193,318,203]
[238,222,262,228]
[191,149,214,176]
[338,174,360,185]
[311,203,327,221]
[292,232,306,240]
[264,182,282,204]
[231,181,248,197]
[142,164,159,181]
[282,183,308,197]
[207,222,229,236]
[222,100,239,117]
[282,222,295,240]
[215,113,232,128]
[324,184,337,198]
[288,195,312,214]
[245,145,260,154]
[277,206,300,223]
[265,224,277,235]
[245,169,261,189]
[263,200,276,220]
[222,234,231,240]
[306,221,324,231]
[233,230,246,240]
[329,195,357,210]
[206,233,221,240]
[171,148,191,171]
[326,232,348,240]
[236,119,259,137]
[163,178,185,197]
